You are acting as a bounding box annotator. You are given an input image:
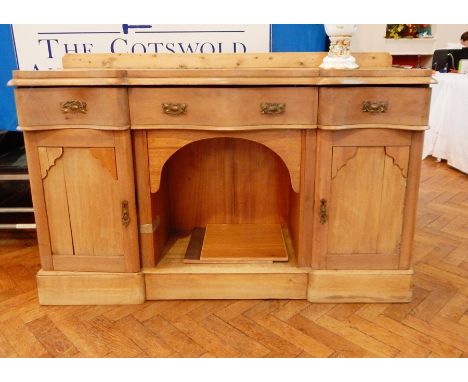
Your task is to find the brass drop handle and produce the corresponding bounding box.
[61,100,87,114]
[320,199,328,225]
[361,101,388,113]
[162,103,187,115]
[261,103,286,115]
[122,200,130,227]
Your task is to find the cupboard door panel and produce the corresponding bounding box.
[328,147,386,254]
[39,147,124,257]
[62,147,124,257]
[314,129,411,270]
[328,146,409,258]
[33,130,139,273]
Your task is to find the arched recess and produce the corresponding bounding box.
[161,137,292,231]
[146,129,302,193]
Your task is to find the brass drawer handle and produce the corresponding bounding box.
[320,199,328,225]
[122,200,130,227]
[261,103,286,115]
[361,101,388,113]
[162,103,187,115]
[61,100,87,114]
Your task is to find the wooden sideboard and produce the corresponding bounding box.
[10,52,434,305]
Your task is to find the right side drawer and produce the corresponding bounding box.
[318,87,431,126]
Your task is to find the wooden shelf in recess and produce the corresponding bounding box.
[183,223,289,264]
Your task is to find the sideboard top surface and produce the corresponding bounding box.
[9,52,435,87]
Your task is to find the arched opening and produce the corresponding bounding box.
[150,137,300,264]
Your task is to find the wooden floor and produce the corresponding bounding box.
[0,157,467,358]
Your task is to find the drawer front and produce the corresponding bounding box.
[15,87,129,127]
[129,87,317,126]
[318,87,431,126]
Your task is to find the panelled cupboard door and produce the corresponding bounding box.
[313,129,413,270]
[24,129,140,273]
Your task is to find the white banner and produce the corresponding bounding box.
[11,24,271,70]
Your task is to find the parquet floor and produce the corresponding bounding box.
[0,157,467,358]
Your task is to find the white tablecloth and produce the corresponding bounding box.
[423,72,468,174]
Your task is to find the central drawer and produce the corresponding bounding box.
[129,87,317,127]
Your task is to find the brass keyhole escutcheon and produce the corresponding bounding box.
[122,200,130,227]
[320,199,328,225]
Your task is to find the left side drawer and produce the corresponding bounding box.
[15,87,129,128]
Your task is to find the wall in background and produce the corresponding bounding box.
[352,24,468,52]
[0,24,327,131]
[431,24,468,49]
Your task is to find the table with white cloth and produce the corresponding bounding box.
[423,72,468,174]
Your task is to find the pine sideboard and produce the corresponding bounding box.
[10,52,434,305]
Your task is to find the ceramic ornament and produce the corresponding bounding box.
[320,24,359,69]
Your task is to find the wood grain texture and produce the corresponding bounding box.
[62,52,393,69]
[36,271,145,305]
[38,147,73,256]
[53,147,125,258]
[399,131,425,269]
[145,273,308,300]
[144,230,304,275]
[26,129,140,273]
[318,123,428,132]
[311,130,333,269]
[331,128,412,147]
[307,270,413,303]
[23,133,53,270]
[200,224,288,263]
[13,54,432,312]
[38,147,63,179]
[328,147,387,255]
[328,146,408,258]
[34,129,116,147]
[13,69,126,78]
[377,147,409,254]
[132,130,157,267]
[0,157,465,357]
[314,129,412,270]
[147,129,302,193]
[10,77,436,87]
[129,87,317,126]
[15,87,129,127]
[10,78,127,87]
[9,53,435,87]
[51,255,126,273]
[161,137,291,231]
[129,68,320,77]
[113,130,141,273]
[318,87,431,126]
[319,68,433,77]
[289,130,316,267]
[131,123,317,131]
